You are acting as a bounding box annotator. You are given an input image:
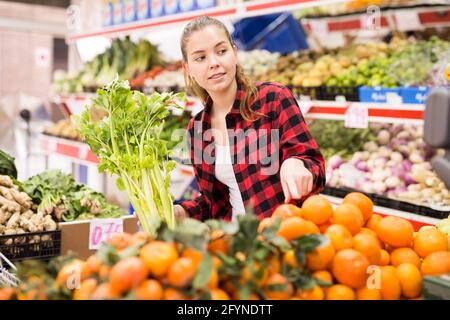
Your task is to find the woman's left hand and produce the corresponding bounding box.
[280,158,314,203]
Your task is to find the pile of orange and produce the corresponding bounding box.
[1,192,449,301]
[268,193,450,300]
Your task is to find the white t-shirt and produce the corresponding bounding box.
[214,144,246,220]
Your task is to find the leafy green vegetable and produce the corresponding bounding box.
[20,169,125,222]
[0,149,18,179]
[72,77,186,236]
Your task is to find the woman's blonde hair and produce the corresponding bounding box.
[180,16,261,121]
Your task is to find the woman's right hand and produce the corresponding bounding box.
[174,204,188,219]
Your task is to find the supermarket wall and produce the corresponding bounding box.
[0,1,67,98]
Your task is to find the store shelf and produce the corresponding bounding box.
[302,5,450,33]
[38,134,98,165]
[66,0,350,42]
[323,194,439,231]
[301,100,424,124]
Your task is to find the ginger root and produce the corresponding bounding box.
[6,212,20,229]
[0,175,14,188]
[0,195,21,213]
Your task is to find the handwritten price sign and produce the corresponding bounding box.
[345,104,369,129]
[89,218,124,250]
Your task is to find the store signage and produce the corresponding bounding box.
[345,104,368,129]
[394,11,422,32]
[309,20,329,38]
[89,218,124,250]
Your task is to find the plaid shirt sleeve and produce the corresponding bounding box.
[178,117,212,220]
[276,86,326,195]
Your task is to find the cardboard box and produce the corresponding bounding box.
[59,215,138,259]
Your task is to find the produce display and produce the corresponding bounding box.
[73,78,186,236]
[52,37,163,94]
[20,170,126,222]
[44,119,81,141]
[0,150,17,179]
[1,193,449,300]
[319,121,450,208]
[253,36,449,88]
[0,174,57,237]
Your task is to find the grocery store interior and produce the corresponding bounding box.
[0,0,449,301]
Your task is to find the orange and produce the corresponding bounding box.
[210,289,231,300]
[127,231,150,247]
[379,266,401,300]
[332,249,369,289]
[413,228,448,258]
[208,236,229,255]
[56,259,90,287]
[326,285,355,300]
[277,217,319,241]
[283,250,300,268]
[135,279,163,300]
[343,192,373,222]
[207,267,219,289]
[390,248,421,269]
[167,257,198,288]
[267,255,281,276]
[163,288,189,300]
[420,251,450,276]
[376,216,414,248]
[182,248,203,268]
[232,292,260,300]
[91,283,120,300]
[395,263,422,299]
[296,285,324,300]
[332,203,364,235]
[99,265,111,281]
[73,278,98,300]
[110,257,148,293]
[319,222,332,233]
[212,256,222,269]
[359,228,383,247]
[240,262,269,287]
[353,233,382,265]
[325,225,354,251]
[108,233,132,250]
[0,288,15,300]
[306,240,335,271]
[356,286,381,300]
[366,214,382,231]
[272,204,303,220]
[86,255,102,274]
[258,218,273,233]
[301,195,334,225]
[140,241,178,278]
[312,270,333,285]
[264,273,294,300]
[379,250,390,266]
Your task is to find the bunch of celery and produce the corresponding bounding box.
[73,78,185,236]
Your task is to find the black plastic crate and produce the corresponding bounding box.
[289,86,323,100]
[323,186,449,220]
[0,230,61,263]
[321,86,360,102]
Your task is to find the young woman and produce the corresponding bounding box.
[174,16,325,221]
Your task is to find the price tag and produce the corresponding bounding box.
[345,104,369,129]
[309,20,329,38]
[386,92,402,105]
[89,218,123,250]
[297,98,312,115]
[394,11,422,32]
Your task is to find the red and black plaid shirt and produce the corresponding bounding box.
[180,82,325,221]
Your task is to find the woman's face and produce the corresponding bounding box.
[184,26,238,94]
